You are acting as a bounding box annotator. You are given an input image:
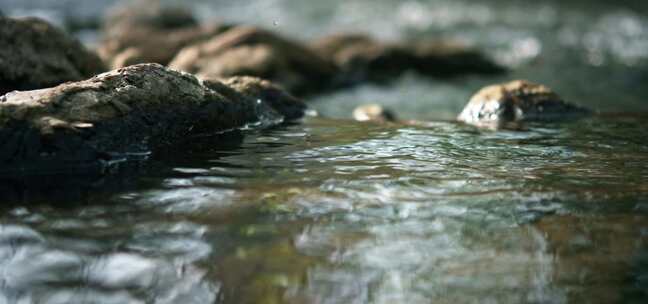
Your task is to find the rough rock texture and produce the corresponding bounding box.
[353,104,397,123]
[0,64,305,176]
[0,16,106,95]
[457,80,590,127]
[169,26,339,95]
[310,33,504,83]
[98,2,232,69]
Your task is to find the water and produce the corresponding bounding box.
[1,0,648,303]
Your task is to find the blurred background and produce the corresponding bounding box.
[2,0,648,120]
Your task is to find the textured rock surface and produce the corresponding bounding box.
[98,2,231,69]
[0,16,106,95]
[0,64,305,176]
[169,26,339,95]
[310,33,504,83]
[457,80,590,127]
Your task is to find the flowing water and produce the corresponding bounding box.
[1,0,648,303]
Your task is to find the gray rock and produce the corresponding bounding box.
[0,16,106,95]
[169,26,339,95]
[0,64,305,176]
[457,80,590,127]
[310,33,504,83]
[98,1,232,68]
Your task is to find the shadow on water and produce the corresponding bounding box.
[0,129,246,208]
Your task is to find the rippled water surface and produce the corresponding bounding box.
[2,116,648,303]
[1,0,648,303]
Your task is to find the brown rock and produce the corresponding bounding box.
[98,2,232,68]
[0,64,305,176]
[0,16,106,95]
[310,33,504,83]
[169,26,339,95]
[457,80,590,127]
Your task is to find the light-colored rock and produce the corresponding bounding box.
[457,80,590,127]
[353,104,397,123]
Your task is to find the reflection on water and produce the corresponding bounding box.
[1,116,647,303]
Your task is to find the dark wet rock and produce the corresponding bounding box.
[169,26,339,95]
[353,104,397,123]
[99,2,232,68]
[457,80,591,127]
[0,64,305,176]
[0,16,106,96]
[310,33,504,83]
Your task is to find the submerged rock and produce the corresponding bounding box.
[353,104,397,123]
[310,33,504,84]
[0,16,106,95]
[457,80,590,127]
[98,2,232,69]
[169,26,339,95]
[0,64,305,176]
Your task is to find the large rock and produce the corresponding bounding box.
[169,26,339,95]
[310,33,504,83]
[457,80,590,127]
[0,64,305,176]
[98,2,232,69]
[0,17,106,95]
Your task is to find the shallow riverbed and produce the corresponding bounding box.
[1,0,648,303]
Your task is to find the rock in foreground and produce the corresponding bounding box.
[0,64,305,176]
[457,80,590,127]
[0,16,106,95]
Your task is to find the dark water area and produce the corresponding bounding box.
[1,0,648,303]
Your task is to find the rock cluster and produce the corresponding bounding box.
[169,26,340,95]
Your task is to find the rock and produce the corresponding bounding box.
[353,104,397,123]
[98,2,232,68]
[0,16,106,95]
[169,26,339,95]
[0,64,305,176]
[310,33,504,83]
[105,0,198,31]
[457,80,590,127]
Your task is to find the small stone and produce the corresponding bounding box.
[353,104,397,123]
